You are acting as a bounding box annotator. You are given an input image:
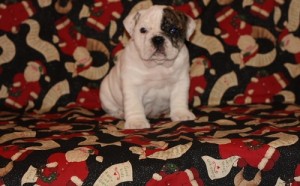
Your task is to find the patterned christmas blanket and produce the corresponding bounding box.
[1,104,300,185]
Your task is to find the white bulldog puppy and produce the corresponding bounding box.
[100,5,196,129]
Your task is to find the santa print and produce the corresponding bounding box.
[219,138,280,171]
[215,7,252,46]
[0,0,36,33]
[4,61,47,110]
[234,73,289,104]
[56,17,111,80]
[55,17,88,57]
[36,147,97,185]
[214,7,276,66]
[86,0,123,32]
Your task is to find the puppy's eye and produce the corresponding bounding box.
[169,27,179,36]
[140,27,147,33]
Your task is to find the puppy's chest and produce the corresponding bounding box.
[142,79,174,107]
[140,68,179,96]
[144,81,172,96]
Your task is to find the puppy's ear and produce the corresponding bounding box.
[123,11,140,36]
[185,15,196,40]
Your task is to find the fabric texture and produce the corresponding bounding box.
[1,104,300,185]
[0,0,300,185]
[0,0,299,112]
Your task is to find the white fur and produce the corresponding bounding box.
[100,5,196,129]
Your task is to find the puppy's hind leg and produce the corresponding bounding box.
[100,93,124,119]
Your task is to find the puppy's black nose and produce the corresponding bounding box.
[152,36,165,48]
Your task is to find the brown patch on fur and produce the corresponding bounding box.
[161,8,188,47]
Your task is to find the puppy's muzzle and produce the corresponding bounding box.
[152,36,165,49]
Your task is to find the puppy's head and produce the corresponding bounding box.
[124,5,195,64]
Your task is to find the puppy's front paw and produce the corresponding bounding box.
[171,110,196,122]
[124,118,150,129]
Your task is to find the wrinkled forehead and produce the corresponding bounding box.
[137,6,188,36]
[137,7,164,28]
